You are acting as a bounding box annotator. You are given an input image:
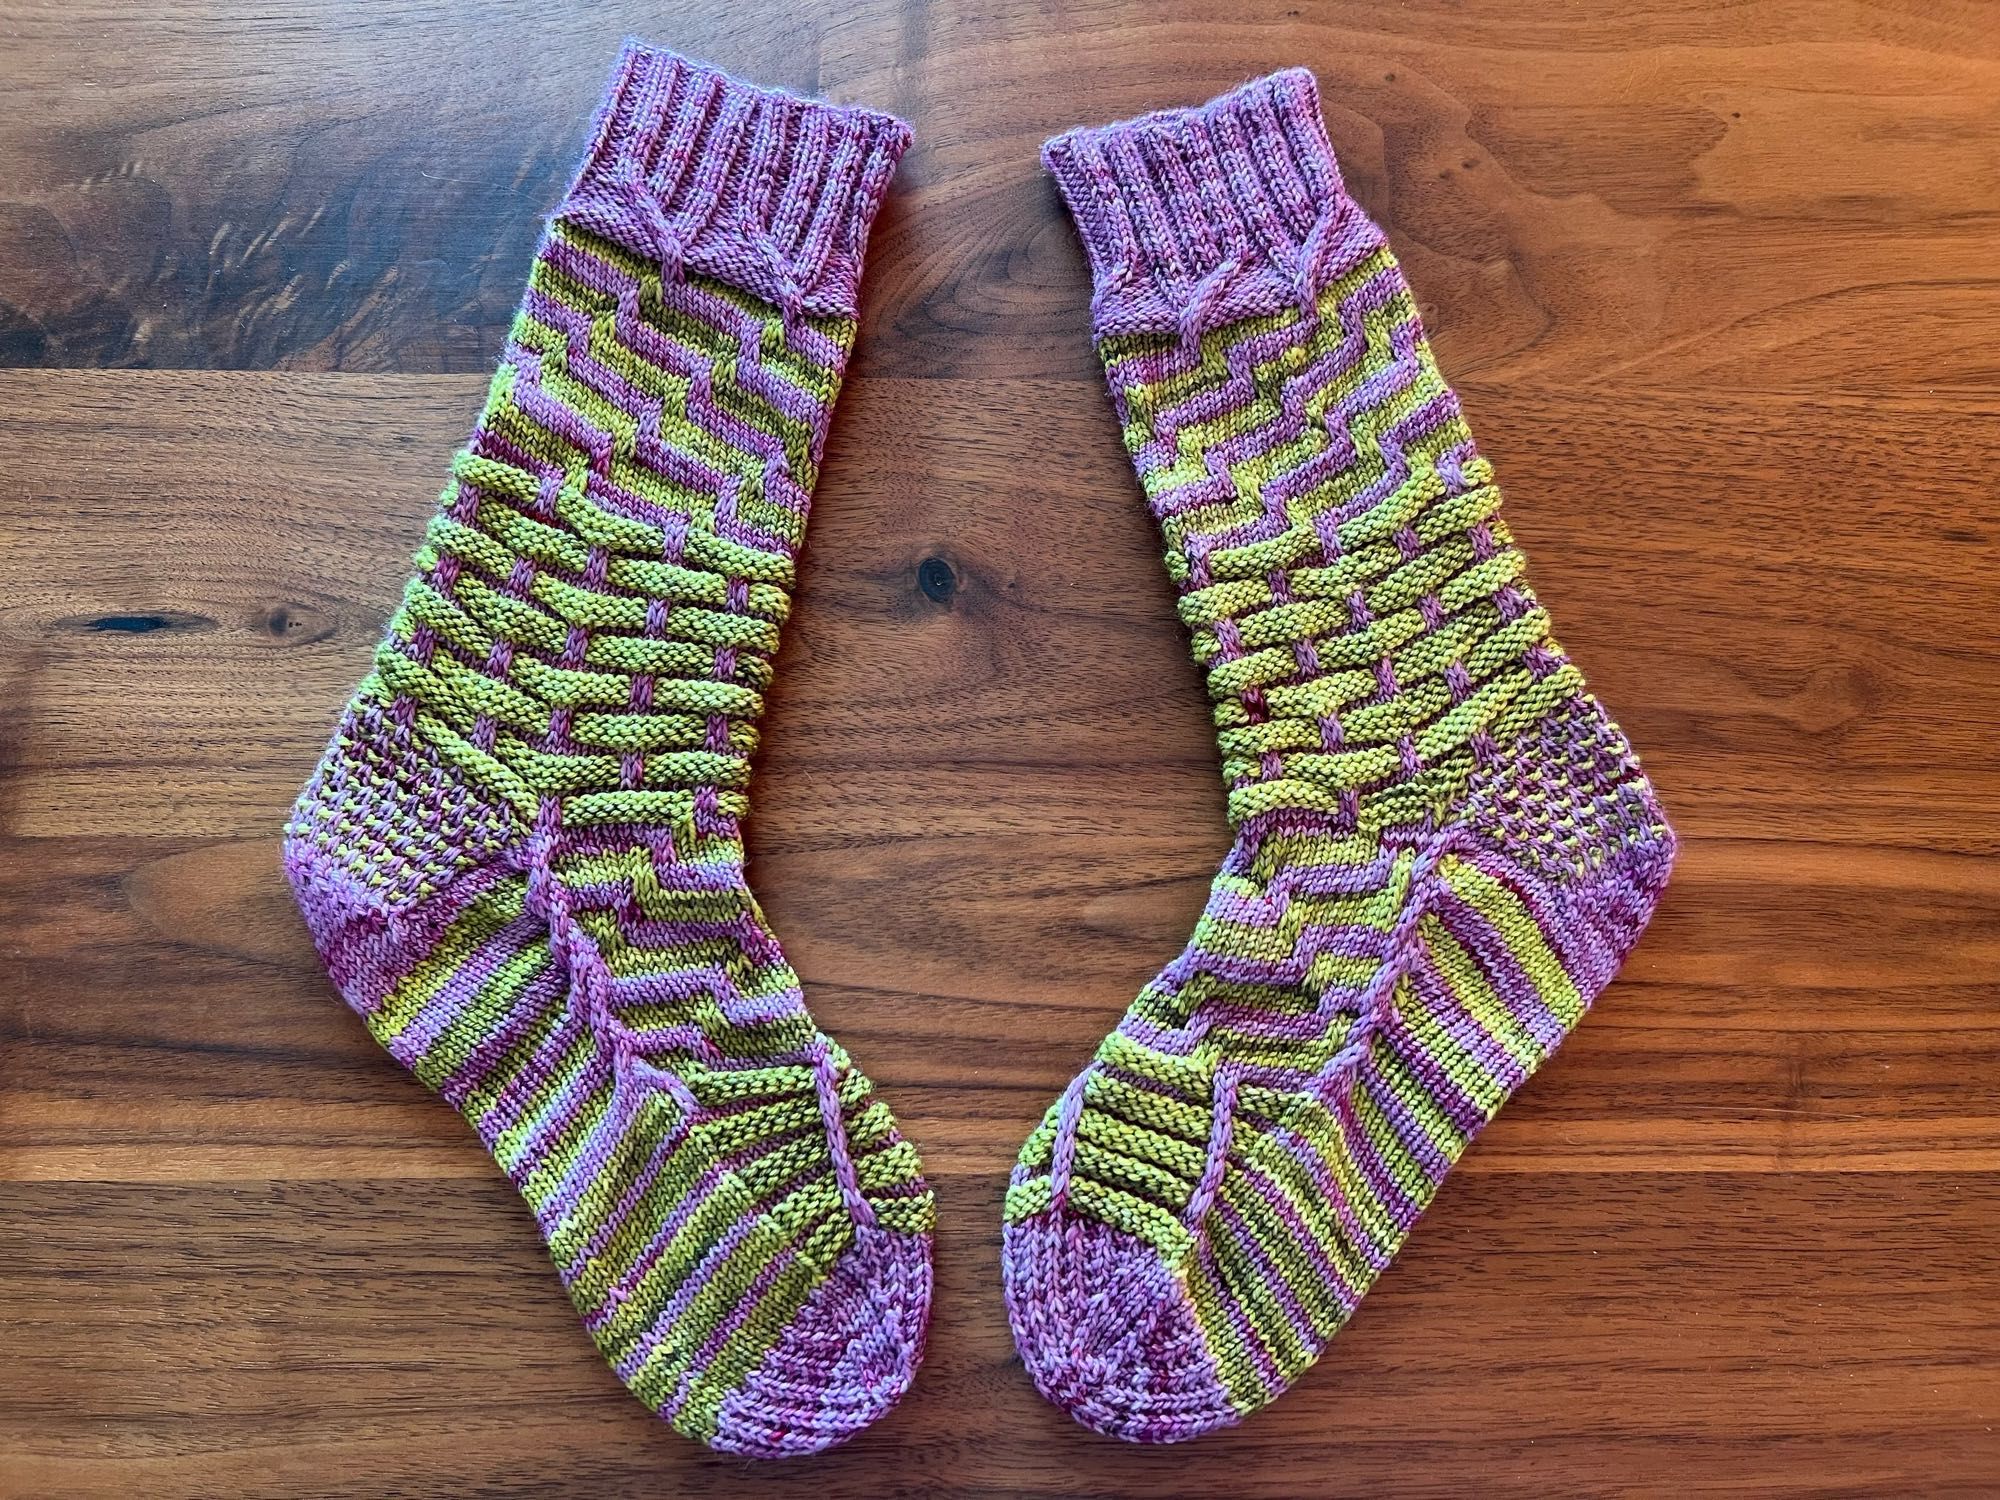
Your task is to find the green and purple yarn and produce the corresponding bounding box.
[283,45,1675,1455]
[285,43,931,1457]
[1003,69,1675,1442]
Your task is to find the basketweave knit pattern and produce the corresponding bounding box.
[1004,69,1676,1443]
[283,43,932,1458]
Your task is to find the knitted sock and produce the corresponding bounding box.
[283,44,931,1457]
[1004,70,1676,1442]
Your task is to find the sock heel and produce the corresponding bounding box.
[1458,692,1678,991]
[284,693,533,1018]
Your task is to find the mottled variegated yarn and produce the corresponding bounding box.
[1005,69,1676,1442]
[284,43,931,1457]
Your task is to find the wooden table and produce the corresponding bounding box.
[3,3,1997,1495]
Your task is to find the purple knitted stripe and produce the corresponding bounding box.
[614,1209,773,1382]
[1429,887,1574,1056]
[539,1080,646,1232]
[380,913,545,1067]
[1189,1239,1285,1390]
[508,1048,618,1186]
[1228,1155,1363,1308]
[437,962,571,1110]
[1259,1117,1395,1272]
[1211,1197,1322,1358]
[1404,953,1535,1095]
[560,1113,693,1280]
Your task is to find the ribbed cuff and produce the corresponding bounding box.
[555,41,912,320]
[1044,69,1382,338]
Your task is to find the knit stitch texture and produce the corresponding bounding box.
[1004,69,1676,1442]
[283,42,931,1457]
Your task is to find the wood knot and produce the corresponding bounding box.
[916,556,957,605]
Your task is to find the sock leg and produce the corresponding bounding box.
[1005,69,1675,1442]
[285,43,931,1456]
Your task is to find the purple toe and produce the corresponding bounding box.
[710,1224,933,1457]
[1002,1207,1238,1443]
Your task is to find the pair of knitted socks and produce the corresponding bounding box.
[285,43,1675,1455]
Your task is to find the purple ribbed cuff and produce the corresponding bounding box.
[555,41,912,320]
[1044,69,1382,338]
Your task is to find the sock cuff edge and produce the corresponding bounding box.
[554,39,912,321]
[1044,68,1384,340]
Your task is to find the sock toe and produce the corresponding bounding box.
[709,1224,933,1457]
[1003,1206,1237,1443]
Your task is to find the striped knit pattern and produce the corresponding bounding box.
[1004,70,1676,1442]
[283,45,932,1457]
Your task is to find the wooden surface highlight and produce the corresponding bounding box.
[1,3,1996,1495]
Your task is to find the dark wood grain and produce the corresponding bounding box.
[2,3,1997,1496]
